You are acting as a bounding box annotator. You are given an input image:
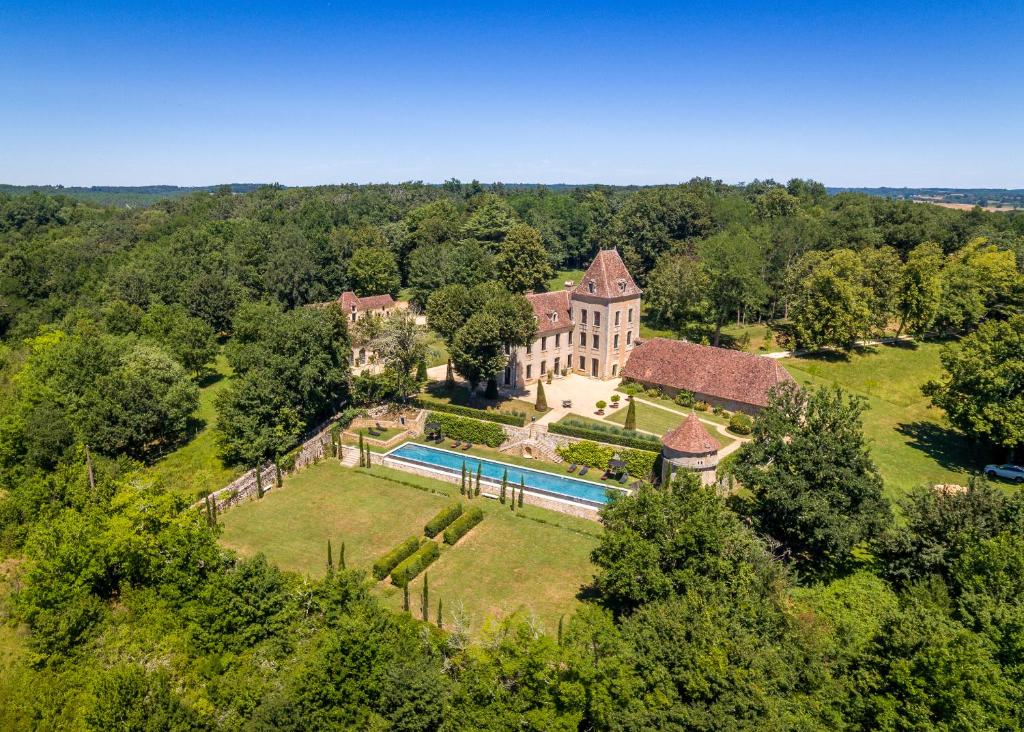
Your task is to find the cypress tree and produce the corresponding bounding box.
[421,574,429,622]
[500,468,508,504]
[437,598,443,629]
[536,380,548,411]
[275,463,283,487]
[204,496,211,526]
[255,468,264,499]
[557,615,564,645]
[510,484,515,511]
[339,541,346,570]
[365,444,372,469]
[624,398,637,431]
[518,478,525,508]
[403,583,410,612]
[416,360,428,382]
[327,539,334,574]
[461,462,467,495]
[475,464,481,496]
[358,433,365,467]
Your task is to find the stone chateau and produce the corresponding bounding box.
[503,249,642,388]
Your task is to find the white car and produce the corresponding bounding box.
[985,464,1024,484]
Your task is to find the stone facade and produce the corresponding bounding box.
[504,249,642,388]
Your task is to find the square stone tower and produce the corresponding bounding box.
[569,249,642,380]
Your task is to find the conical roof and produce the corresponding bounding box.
[573,249,642,299]
[662,412,718,454]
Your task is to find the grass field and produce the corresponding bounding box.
[149,353,242,501]
[546,268,586,292]
[604,400,735,449]
[421,382,543,418]
[782,341,976,499]
[219,462,599,634]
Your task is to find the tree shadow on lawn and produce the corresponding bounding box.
[197,371,226,390]
[895,420,989,475]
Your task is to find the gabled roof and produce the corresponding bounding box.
[622,337,794,409]
[573,249,642,299]
[526,290,572,335]
[662,412,718,455]
[339,291,396,311]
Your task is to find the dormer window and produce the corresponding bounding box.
[550,312,558,324]
[617,279,627,293]
[588,281,596,294]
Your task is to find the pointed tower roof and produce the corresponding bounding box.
[573,249,642,299]
[662,413,718,455]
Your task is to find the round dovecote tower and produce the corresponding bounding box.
[661,412,719,486]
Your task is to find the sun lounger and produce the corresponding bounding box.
[567,463,578,473]
[462,442,472,450]
[451,440,460,448]
[375,422,384,430]
[579,466,589,476]
[368,428,381,437]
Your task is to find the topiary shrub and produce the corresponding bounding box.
[390,541,440,587]
[443,506,484,545]
[728,413,753,435]
[536,381,548,411]
[712,406,724,416]
[623,399,637,431]
[373,536,422,581]
[428,412,506,447]
[644,387,661,398]
[674,390,695,408]
[424,502,464,538]
[694,401,710,412]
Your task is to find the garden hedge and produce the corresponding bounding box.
[414,398,526,427]
[728,413,753,435]
[548,419,662,452]
[372,536,422,581]
[390,541,440,587]
[555,440,659,479]
[443,506,484,545]
[428,412,506,447]
[424,502,464,538]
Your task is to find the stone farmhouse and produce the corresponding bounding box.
[503,249,642,388]
[621,337,794,414]
[328,290,398,367]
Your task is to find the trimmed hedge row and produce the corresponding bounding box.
[555,440,659,479]
[390,541,440,587]
[372,536,422,581]
[443,506,484,545]
[425,502,464,538]
[415,397,526,427]
[428,412,506,447]
[549,419,662,452]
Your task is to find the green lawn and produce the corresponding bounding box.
[604,400,734,449]
[149,353,242,501]
[424,329,449,368]
[350,426,406,441]
[616,387,733,426]
[782,341,976,499]
[546,268,586,292]
[421,382,544,418]
[219,461,600,634]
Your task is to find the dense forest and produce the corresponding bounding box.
[1,180,1024,729]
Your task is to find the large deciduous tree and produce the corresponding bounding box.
[449,312,507,392]
[733,382,891,579]
[697,227,768,346]
[346,247,400,297]
[493,223,553,294]
[924,314,1024,456]
[786,249,873,349]
[895,242,943,336]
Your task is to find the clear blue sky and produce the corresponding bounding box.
[2,1,1021,187]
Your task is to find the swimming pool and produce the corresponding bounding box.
[385,442,627,507]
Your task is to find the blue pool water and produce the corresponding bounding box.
[386,443,626,506]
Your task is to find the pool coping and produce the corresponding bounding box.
[383,443,629,509]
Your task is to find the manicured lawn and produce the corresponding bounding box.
[604,400,735,449]
[546,268,586,292]
[218,461,600,635]
[425,329,449,368]
[149,353,242,501]
[616,387,733,426]
[421,383,543,418]
[349,426,406,441]
[783,341,976,499]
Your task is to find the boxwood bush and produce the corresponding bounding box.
[728,413,753,435]
[414,397,526,427]
[424,502,464,538]
[429,412,506,447]
[390,541,440,587]
[548,418,661,452]
[372,536,422,581]
[443,506,484,545]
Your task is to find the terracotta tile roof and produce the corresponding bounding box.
[526,290,572,335]
[339,291,396,311]
[622,337,794,409]
[573,249,642,299]
[662,412,719,454]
